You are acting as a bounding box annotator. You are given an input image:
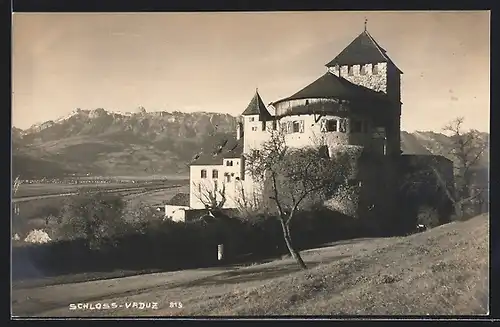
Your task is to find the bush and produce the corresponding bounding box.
[57,191,126,249]
[416,205,441,229]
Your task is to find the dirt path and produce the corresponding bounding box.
[12,267,239,317]
[12,239,366,317]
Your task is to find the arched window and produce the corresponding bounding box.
[212,169,219,179]
[201,169,207,178]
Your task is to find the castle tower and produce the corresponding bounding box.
[240,89,273,154]
[325,22,403,156]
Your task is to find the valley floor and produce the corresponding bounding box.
[11,214,489,317]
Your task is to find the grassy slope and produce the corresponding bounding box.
[12,214,488,317]
[173,214,489,316]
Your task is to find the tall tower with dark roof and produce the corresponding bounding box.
[325,25,403,156]
[240,89,273,154]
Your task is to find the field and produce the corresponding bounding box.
[11,179,189,238]
[124,185,190,207]
[11,213,489,317]
[14,178,188,198]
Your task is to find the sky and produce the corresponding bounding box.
[12,11,490,132]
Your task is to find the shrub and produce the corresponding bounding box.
[123,202,165,224]
[416,205,441,229]
[57,191,126,249]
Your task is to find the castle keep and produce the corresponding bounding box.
[186,25,454,228]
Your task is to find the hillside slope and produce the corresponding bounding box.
[12,214,488,317]
[12,109,489,178]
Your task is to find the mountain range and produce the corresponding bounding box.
[12,108,489,180]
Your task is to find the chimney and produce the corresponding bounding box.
[236,122,243,140]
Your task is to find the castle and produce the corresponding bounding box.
[182,24,454,228]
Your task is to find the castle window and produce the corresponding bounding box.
[350,119,363,133]
[360,65,367,75]
[348,66,354,76]
[212,169,219,179]
[201,169,207,179]
[339,119,347,133]
[262,120,266,131]
[326,119,338,132]
[214,180,218,192]
[226,174,231,182]
[305,100,309,105]
[272,120,277,130]
[373,64,379,75]
[226,160,233,167]
[292,120,304,133]
[249,117,255,122]
[251,126,258,131]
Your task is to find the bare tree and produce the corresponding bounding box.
[401,117,488,219]
[443,117,488,209]
[192,181,227,216]
[232,179,266,219]
[245,131,351,269]
[12,176,22,216]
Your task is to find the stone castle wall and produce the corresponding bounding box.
[323,150,454,232]
[329,62,388,93]
[323,146,399,224]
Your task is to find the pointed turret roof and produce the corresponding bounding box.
[325,29,402,74]
[241,89,273,120]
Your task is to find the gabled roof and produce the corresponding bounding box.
[241,90,273,120]
[272,72,389,105]
[190,137,243,166]
[326,30,403,74]
[166,192,190,206]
